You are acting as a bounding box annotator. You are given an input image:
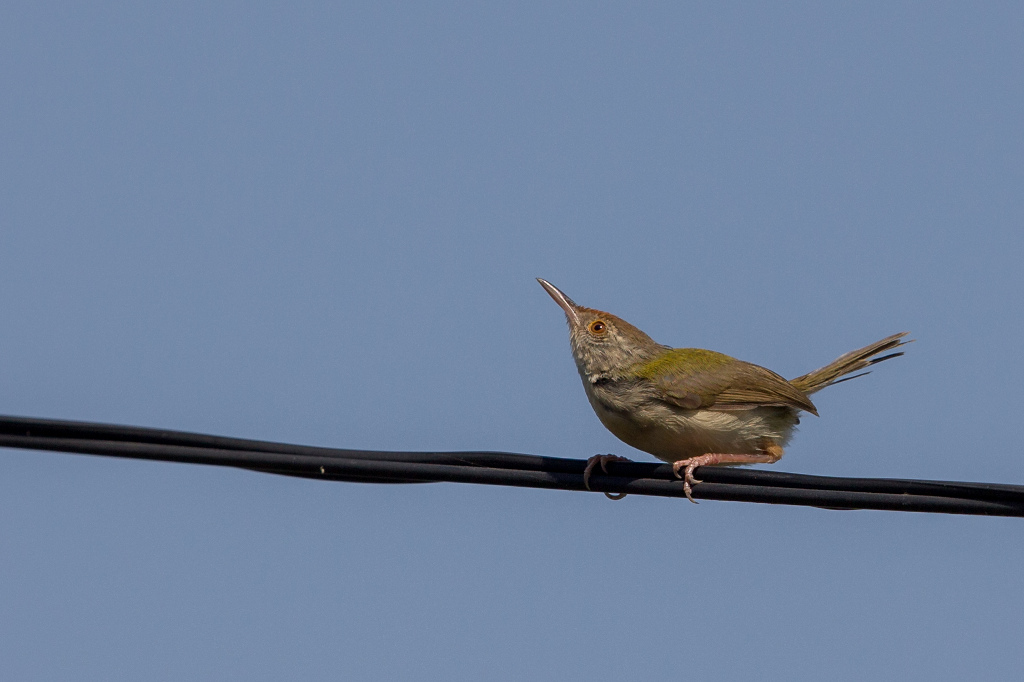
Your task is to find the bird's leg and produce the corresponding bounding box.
[672,442,784,503]
[583,454,632,500]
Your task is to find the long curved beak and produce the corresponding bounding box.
[536,278,580,326]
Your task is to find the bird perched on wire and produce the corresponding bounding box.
[538,278,909,502]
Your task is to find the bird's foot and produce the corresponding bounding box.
[583,454,632,500]
[672,449,783,504]
[671,457,707,504]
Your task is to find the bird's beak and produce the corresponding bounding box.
[536,278,581,326]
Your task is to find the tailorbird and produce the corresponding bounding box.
[537,278,908,502]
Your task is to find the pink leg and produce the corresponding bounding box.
[672,444,784,503]
[583,454,632,500]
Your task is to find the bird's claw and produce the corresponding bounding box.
[583,454,631,500]
[672,459,702,504]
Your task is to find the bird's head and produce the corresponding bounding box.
[537,278,664,378]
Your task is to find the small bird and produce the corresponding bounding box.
[538,278,908,502]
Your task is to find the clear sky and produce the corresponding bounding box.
[2,2,1023,680]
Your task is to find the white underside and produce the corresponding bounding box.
[590,399,798,463]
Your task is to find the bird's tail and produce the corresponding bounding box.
[790,332,911,395]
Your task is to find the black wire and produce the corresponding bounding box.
[1,415,1023,516]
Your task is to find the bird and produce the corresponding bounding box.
[537,278,909,502]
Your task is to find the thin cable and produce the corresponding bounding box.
[1,415,1022,516]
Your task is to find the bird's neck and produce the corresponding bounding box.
[574,343,669,382]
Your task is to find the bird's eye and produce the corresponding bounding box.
[588,320,606,334]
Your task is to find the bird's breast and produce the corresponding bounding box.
[582,378,799,462]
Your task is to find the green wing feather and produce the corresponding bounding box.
[636,348,818,415]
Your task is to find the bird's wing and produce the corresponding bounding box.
[641,349,818,415]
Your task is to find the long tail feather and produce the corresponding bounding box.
[790,332,911,395]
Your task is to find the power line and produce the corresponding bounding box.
[1,415,1022,517]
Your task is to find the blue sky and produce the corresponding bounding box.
[2,2,1023,679]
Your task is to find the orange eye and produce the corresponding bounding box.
[588,320,606,334]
